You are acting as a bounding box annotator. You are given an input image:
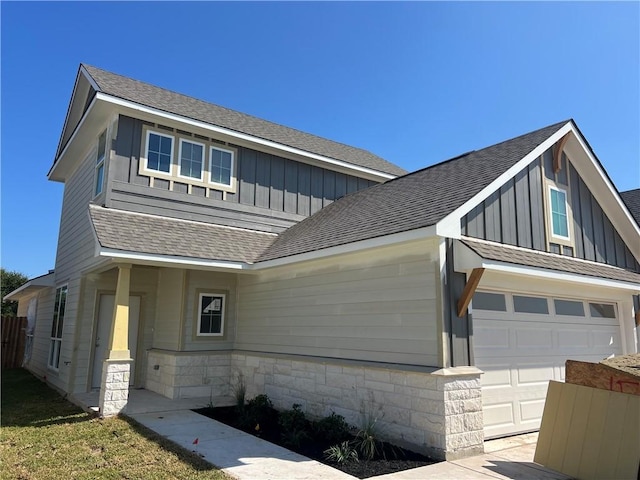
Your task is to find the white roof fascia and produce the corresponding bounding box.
[98,247,252,272]
[254,225,437,270]
[480,260,640,292]
[453,241,639,292]
[435,122,574,239]
[48,95,98,179]
[3,273,55,301]
[569,128,640,237]
[79,64,100,90]
[96,92,397,181]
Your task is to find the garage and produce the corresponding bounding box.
[472,290,623,439]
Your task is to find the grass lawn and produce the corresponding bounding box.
[1,369,229,480]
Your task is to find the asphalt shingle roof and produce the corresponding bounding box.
[460,238,640,285]
[81,65,406,177]
[258,120,569,262]
[620,188,640,225]
[89,205,276,264]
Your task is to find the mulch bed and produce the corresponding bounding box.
[194,405,438,479]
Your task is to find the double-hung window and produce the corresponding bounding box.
[197,293,225,336]
[146,131,173,173]
[210,146,234,187]
[48,285,67,370]
[549,187,569,239]
[179,139,204,180]
[94,130,107,196]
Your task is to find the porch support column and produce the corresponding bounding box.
[99,264,132,417]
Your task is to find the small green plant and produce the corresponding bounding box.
[278,404,310,448]
[232,372,246,410]
[324,441,359,464]
[314,412,352,445]
[354,396,385,460]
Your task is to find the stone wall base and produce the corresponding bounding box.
[99,359,132,417]
[143,349,484,459]
[145,350,230,399]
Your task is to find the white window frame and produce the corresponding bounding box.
[144,130,174,175]
[548,186,570,241]
[209,145,235,188]
[197,293,225,337]
[48,284,68,371]
[94,129,107,196]
[178,138,205,182]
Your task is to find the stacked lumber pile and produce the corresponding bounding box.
[534,354,640,480]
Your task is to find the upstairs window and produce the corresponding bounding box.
[94,130,107,196]
[197,293,225,336]
[210,146,234,186]
[48,285,67,370]
[179,139,204,180]
[146,131,173,173]
[549,187,569,239]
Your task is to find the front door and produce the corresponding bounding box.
[91,295,141,389]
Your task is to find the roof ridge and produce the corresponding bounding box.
[81,64,396,169]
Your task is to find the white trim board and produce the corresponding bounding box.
[94,92,397,181]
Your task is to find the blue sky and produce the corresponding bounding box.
[1,2,639,278]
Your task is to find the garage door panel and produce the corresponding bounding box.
[520,398,546,422]
[474,327,509,349]
[515,329,552,349]
[480,365,512,388]
[516,364,555,385]
[482,402,515,429]
[557,329,589,348]
[473,291,622,439]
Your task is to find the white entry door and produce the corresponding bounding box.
[92,295,141,389]
[473,291,622,439]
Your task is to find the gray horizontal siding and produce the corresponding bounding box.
[462,155,639,272]
[110,181,304,233]
[110,115,377,225]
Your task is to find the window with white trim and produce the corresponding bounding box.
[94,130,107,196]
[549,187,570,239]
[197,293,225,336]
[179,139,204,180]
[145,130,173,173]
[48,285,67,370]
[209,146,234,187]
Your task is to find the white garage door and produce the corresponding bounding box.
[473,291,623,439]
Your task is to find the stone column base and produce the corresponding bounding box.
[99,359,132,417]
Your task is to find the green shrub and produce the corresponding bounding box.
[314,412,352,445]
[324,441,359,464]
[278,404,310,448]
[238,394,275,433]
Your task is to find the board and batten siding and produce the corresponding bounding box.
[107,115,378,232]
[461,154,639,272]
[236,239,441,366]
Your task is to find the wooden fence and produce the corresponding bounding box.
[1,316,27,369]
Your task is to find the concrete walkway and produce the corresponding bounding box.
[128,407,572,480]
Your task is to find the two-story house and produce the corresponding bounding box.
[7,64,639,460]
